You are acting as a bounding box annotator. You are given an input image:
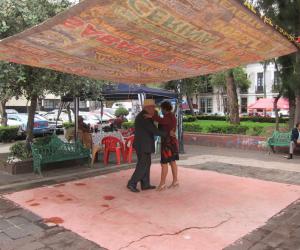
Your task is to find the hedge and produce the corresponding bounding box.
[183,123,202,132]
[206,124,249,135]
[122,121,134,129]
[0,126,19,142]
[183,115,288,123]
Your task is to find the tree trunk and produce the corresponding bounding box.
[289,96,296,130]
[0,100,8,126]
[273,93,282,131]
[295,93,300,125]
[226,70,240,125]
[26,95,38,149]
[67,103,72,123]
[186,95,195,116]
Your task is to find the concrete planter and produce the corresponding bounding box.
[1,159,33,175]
[184,132,268,151]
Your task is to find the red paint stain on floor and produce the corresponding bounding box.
[101,204,110,208]
[25,199,35,203]
[29,203,40,207]
[74,183,86,186]
[65,198,73,201]
[43,197,48,200]
[6,167,300,250]
[103,195,115,200]
[56,194,65,198]
[43,217,64,224]
[54,183,65,187]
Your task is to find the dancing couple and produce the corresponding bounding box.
[127,99,179,193]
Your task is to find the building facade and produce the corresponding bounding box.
[187,62,280,115]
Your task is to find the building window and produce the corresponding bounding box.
[241,98,248,113]
[43,99,60,110]
[256,72,264,93]
[207,98,212,113]
[200,98,213,114]
[200,99,206,113]
[223,97,228,114]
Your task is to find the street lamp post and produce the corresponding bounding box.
[176,80,185,154]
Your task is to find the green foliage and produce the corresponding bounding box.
[185,115,288,123]
[33,135,52,146]
[63,122,74,129]
[0,126,19,142]
[209,67,250,91]
[9,142,32,160]
[182,115,197,122]
[206,124,249,135]
[122,122,134,129]
[115,107,129,117]
[246,127,265,136]
[183,122,202,132]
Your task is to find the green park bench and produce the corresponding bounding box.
[267,131,291,153]
[32,135,90,175]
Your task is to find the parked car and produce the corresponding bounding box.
[7,113,49,135]
[6,109,18,114]
[79,112,101,131]
[44,109,74,123]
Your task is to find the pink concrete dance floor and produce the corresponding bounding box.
[5,166,300,250]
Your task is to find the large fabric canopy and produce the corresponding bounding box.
[102,83,177,100]
[248,98,289,110]
[0,0,297,83]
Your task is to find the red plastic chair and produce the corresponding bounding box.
[101,136,125,165]
[124,135,135,163]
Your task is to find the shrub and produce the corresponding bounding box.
[34,136,52,146]
[206,124,249,135]
[122,121,134,129]
[9,142,32,160]
[246,127,265,136]
[0,126,19,142]
[63,122,74,129]
[194,115,289,123]
[115,107,129,117]
[183,122,202,132]
[183,115,197,122]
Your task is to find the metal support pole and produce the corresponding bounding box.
[176,80,184,154]
[74,97,79,141]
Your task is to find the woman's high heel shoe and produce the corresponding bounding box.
[168,182,179,189]
[156,184,167,191]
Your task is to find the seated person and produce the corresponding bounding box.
[287,122,300,159]
[78,116,90,133]
[112,114,128,129]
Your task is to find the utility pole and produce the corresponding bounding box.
[176,80,184,154]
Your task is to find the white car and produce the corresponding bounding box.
[44,109,74,123]
[79,112,101,130]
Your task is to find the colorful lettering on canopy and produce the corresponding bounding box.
[0,0,297,84]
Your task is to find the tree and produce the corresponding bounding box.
[164,76,208,115]
[209,67,250,124]
[0,0,73,146]
[0,62,24,126]
[256,0,300,128]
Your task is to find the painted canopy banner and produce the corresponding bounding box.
[0,0,297,83]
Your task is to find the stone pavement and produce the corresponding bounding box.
[0,145,300,249]
[0,198,105,250]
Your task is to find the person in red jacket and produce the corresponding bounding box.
[146,101,179,191]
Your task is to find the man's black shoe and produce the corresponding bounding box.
[141,185,156,190]
[127,185,140,193]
